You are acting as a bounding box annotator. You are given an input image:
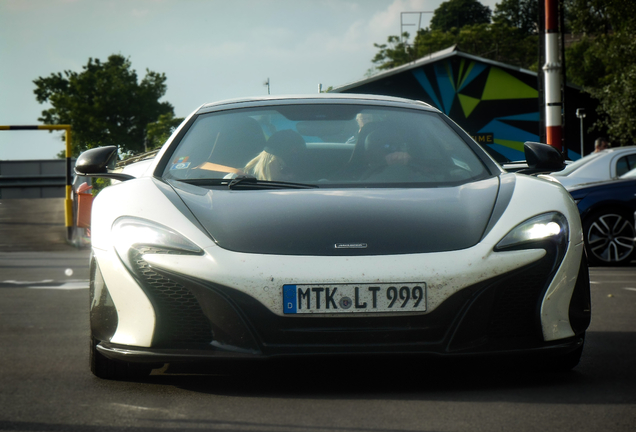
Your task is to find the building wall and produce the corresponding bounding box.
[0,159,72,199]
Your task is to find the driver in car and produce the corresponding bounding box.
[361,129,425,182]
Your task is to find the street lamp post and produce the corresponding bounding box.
[576,108,586,157]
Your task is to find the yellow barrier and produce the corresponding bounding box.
[0,125,73,241]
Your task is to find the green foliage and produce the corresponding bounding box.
[493,0,539,35]
[564,0,636,35]
[430,0,491,32]
[575,33,636,146]
[372,22,537,72]
[34,54,175,157]
[410,29,457,60]
[91,177,111,197]
[146,112,185,150]
[456,23,537,68]
[371,0,537,71]
[564,0,636,146]
[564,36,606,88]
[372,33,419,71]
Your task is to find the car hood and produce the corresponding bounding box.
[170,178,501,255]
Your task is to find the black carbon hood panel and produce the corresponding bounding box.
[172,177,500,255]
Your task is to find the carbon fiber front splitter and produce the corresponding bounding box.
[96,336,584,365]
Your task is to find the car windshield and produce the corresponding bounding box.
[556,151,604,176]
[162,105,490,187]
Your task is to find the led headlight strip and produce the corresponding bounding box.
[496,212,568,251]
[112,217,203,271]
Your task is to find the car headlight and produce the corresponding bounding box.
[112,217,203,272]
[496,212,568,251]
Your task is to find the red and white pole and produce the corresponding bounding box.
[543,0,562,151]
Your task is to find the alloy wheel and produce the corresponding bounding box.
[587,213,636,264]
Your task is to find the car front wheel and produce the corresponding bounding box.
[583,210,636,266]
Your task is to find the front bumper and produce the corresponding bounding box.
[92,243,590,364]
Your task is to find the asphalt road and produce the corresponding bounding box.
[1,250,635,432]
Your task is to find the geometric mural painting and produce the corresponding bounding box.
[336,47,597,160]
[411,59,540,161]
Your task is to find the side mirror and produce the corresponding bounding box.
[75,146,134,181]
[518,142,565,174]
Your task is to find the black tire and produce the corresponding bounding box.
[583,210,636,266]
[90,336,153,380]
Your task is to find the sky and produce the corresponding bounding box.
[0,0,499,160]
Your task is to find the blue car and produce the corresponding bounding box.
[568,168,636,266]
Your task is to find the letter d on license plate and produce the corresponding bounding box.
[283,283,426,314]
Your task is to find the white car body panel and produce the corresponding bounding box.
[93,247,156,346]
[91,172,583,346]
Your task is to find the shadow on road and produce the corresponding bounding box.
[98,330,635,405]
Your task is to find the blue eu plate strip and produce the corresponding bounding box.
[283,285,297,314]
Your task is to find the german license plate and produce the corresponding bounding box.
[283,283,427,314]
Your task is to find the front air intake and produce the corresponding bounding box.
[131,247,213,348]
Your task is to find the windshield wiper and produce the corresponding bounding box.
[229,178,319,190]
[178,177,318,190]
[228,175,257,189]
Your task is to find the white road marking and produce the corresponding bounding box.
[0,280,89,290]
[623,287,636,292]
[109,403,185,417]
[28,281,88,290]
[2,280,54,284]
[110,403,155,411]
[591,280,636,284]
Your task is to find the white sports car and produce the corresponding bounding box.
[76,94,590,380]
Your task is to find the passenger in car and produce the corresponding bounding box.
[244,129,307,181]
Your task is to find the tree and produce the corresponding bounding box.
[493,0,539,35]
[33,54,175,157]
[146,112,185,151]
[371,33,420,71]
[567,32,636,146]
[371,23,537,72]
[430,0,491,33]
[564,0,636,146]
[455,22,538,68]
[371,0,538,72]
[565,0,636,35]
